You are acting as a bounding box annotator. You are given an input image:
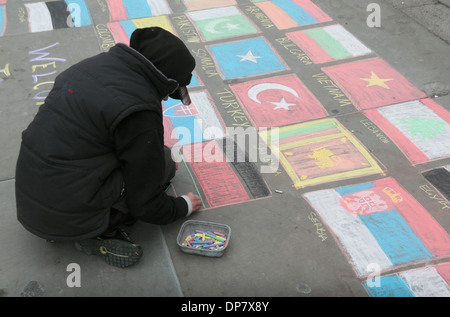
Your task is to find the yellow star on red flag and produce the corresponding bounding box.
[360,71,394,89]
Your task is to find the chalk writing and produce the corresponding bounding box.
[96,0,107,13]
[419,184,450,210]
[29,42,66,106]
[172,15,201,44]
[312,73,352,107]
[216,87,251,127]
[308,211,328,242]
[18,7,26,23]
[95,24,116,52]
[0,63,10,83]
[244,5,274,29]
[191,48,220,78]
[422,167,450,204]
[275,37,312,65]
[360,118,390,144]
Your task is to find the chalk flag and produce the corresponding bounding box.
[322,57,426,110]
[187,6,258,41]
[182,0,237,11]
[287,24,372,64]
[25,0,91,33]
[260,118,384,189]
[423,165,450,202]
[365,98,450,165]
[176,139,270,209]
[255,0,332,29]
[107,16,175,44]
[181,141,251,208]
[303,177,450,278]
[364,264,450,297]
[163,91,225,147]
[208,37,286,79]
[0,4,5,37]
[230,74,328,128]
[106,0,171,21]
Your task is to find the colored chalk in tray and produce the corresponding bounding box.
[182,230,228,250]
[177,220,231,257]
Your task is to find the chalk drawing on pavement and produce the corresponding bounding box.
[171,138,271,210]
[162,90,226,148]
[422,165,450,206]
[230,73,328,129]
[0,4,5,36]
[207,37,287,79]
[303,177,450,278]
[321,57,426,110]
[254,0,333,30]
[187,6,259,42]
[182,0,237,12]
[365,98,450,165]
[259,118,385,189]
[364,263,450,297]
[286,24,372,64]
[105,0,171,21]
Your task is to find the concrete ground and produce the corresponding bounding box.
[0,0,449,300]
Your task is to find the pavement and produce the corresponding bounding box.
[0,0,450,300]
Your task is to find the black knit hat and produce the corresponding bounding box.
[130,27,196,105]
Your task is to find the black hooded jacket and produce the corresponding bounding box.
[15,43,190,241]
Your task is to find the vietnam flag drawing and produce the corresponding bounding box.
[255,0,332,30]
[303,177,450,278]
[25,0,91,33]
[287,24,372,64]
[322,57,426,110]
[187,6,258,42]
[106,0,171,21]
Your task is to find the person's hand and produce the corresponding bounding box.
[185,192,202,212]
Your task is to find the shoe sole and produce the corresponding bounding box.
[75,238,143,268]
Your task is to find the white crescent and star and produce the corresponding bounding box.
[204,18,241,34]
[247,83,299,111]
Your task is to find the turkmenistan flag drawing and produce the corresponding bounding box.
[287,24,372,64]
[187,6,258,41]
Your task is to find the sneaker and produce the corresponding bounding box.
[75,228,143,268]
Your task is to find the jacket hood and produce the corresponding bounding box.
[129,27,196,87]
[108,43,180,100]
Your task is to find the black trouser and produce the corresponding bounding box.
[105,146,176,234]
